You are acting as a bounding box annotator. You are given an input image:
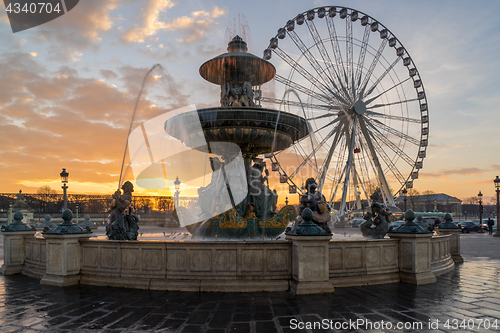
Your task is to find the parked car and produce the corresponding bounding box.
[388,221,405,231]
[422,217,441,228]
[458,221,482,233]
[350,219,366,228]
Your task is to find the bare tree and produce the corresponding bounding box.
[422,190,436,212]
[37,185,57,213]
[464,197,478,205]
[407,189,420,211]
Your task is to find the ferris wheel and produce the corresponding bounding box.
[261,6,429,217]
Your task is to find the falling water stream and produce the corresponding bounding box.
[117,64,179,190]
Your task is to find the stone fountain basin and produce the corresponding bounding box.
[165,107,310,155]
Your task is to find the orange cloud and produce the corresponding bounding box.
[122,4,226,44]
[0,51,191,194]
[122,0,175,43]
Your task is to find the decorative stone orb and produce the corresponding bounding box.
[13,211,23,222]
[405,209,415,222]
[62,209,73,222]
[302,207,313,221]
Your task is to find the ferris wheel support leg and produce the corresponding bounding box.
[359,118,395,207]
[338,117,358,218]
[318,121,344,194]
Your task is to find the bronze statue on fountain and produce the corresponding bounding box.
[287,178,332,234]
[360,202,390,239]
[106,181,140,240]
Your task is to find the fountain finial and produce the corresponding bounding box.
[227,35,248,52]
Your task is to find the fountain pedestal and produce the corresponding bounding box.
[0,231,36,275]
[40,210,92,286]
[0,211,36,275]
[287,234,334,294]
[286,208,334,294]
[388,210,436,285]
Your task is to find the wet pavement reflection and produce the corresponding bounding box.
[0,234,499,332]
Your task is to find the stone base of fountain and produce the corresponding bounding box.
[4,228,457,294]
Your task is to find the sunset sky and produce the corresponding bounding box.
[0,0,499,205]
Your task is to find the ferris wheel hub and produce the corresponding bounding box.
[353,100,366,115]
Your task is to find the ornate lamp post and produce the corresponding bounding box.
[493,176,500,237]
[478,191,484,233]
[8,201,13,223]
[174,176,181,207]
[402,188,408,212]
[76,204,79,224]
[60,168,69,211]
[356,186,364,215]
[285,197,289,206]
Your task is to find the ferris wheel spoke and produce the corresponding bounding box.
[365,110,421,123]
[274,47,337,102]
[367,128,415,167]
[313,113,346,134]
[308,112,342,122]
[287,30,341,95]
[355,24,371,93]
[359,39,388,98]
[289,121,344,180]
[366,98,419,110]
[324,79,352,105]
[305,20,347,98]
[364,77,412,106]
[366,117,420,146]
[260,97,341,112]
[346,17,353,92]
[326,16,348,85]
[367,133,406,185]
[363,57,402,99]
[363,123,407,184]
[274,74,333,105]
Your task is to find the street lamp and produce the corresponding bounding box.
[76,204,79,224]
[402,188,408,212]
[8,201,13,223]
[60,168,69,210]
[174,176,181,207]
[493,176,500,237]
[478,191,484,233]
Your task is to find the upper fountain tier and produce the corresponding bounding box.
[165,35,309,158]
[199,35,276,90]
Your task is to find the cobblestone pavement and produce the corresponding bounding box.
[1,230,499,332]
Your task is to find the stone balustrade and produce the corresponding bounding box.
[328,239,400,286]
[22,237,46,279]
[430,234,455,276]
[79,240,292,292]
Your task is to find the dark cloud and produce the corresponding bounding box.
[100,69,118,79]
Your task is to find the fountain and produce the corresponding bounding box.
[165,36,309,238]
[1,28,457,294]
